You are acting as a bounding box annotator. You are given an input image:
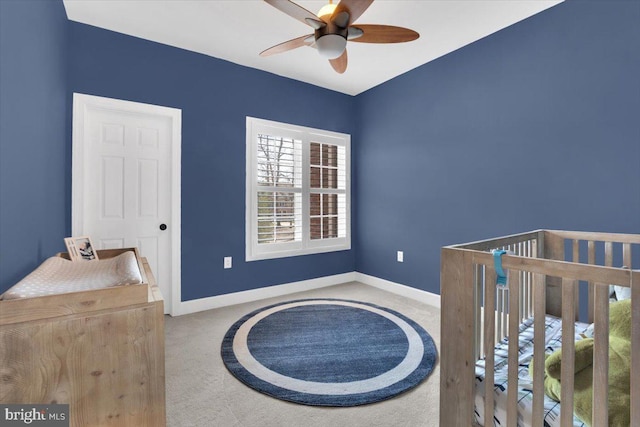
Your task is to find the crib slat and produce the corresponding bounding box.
[560,277,576,427]
[496,289,503,344]
[502,289,509,339]
[532,273,546,427]
[526,273,531,319]
[544,233,565,320]
[523,243,528,319]
[484,268,497,425]
[520,269,526,323]
[572,240,580,321]
[523,271,528,322]
[507,270,520,427]
[587,241,595,323]
[605,241,613,267]
[527,240,536,318]
[528,261,533,318]
[474,264,483,359]
[592,282,609,426]
[519,242,525,321]
[623,243,632,268]
[530,239,537,317]
[632,271,640,426]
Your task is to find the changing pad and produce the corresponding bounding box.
[1,251,143,300]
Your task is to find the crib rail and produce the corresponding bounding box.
[440,230,640,427]
[472,235,538,358]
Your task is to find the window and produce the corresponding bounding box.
[246,117,350,261]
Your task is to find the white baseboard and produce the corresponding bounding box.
[171,271,440,316]
[354,273,441,308]
[172,272,357,316]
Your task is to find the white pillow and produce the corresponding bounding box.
[611,266,635,301]
[614,285,631,301]
[583,323,595,338]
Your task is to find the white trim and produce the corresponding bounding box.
[72,93,182,316]
[169,110,182,317]
[71,94,87,238]
[245,116,351,261]
[172,272,357,316]
[170,272,440,316]
[355,273,441,308]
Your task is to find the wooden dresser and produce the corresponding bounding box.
[0,248,166,426]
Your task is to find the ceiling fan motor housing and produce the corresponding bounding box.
[315,22,348,59]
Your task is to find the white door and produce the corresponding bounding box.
[72,93,181,314]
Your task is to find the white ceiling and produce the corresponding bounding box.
[63,0,562,96]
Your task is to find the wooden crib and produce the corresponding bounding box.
[440,230,639,426]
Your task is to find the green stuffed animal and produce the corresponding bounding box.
[530,299,631,426]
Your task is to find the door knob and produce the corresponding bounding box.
[159,223,167,231]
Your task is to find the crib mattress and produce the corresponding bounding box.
[1,251,143,300]
[474,315,590,427]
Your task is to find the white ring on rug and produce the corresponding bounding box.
[232,299,425,395]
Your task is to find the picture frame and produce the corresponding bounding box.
[64,236,99,261]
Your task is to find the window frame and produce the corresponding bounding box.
[246,117,351,261]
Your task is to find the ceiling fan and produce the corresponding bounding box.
[260,0,419,74]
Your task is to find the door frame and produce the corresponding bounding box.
[72,92,181,315]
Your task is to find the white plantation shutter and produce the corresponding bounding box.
[246,117,350,261]
[256,134,302,245]
[309,142,347,241]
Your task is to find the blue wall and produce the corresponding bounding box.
[1,0,638,302]
[355,0,640,295]
[0,0,70,292]
[67,23,357,301]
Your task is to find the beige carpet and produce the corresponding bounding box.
[165,281,441,427]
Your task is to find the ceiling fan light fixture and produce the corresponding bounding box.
[317,2,337,19]
[316,34,347,59]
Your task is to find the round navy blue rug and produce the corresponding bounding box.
[221,298,437,406]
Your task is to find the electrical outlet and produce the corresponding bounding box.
[397,251,404,263]
[224,256,232,269]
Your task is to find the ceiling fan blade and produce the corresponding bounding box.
[347,26,364,40]
[333,0,373,26]
[305,18,326,30]
[348,25,419,43]
[260,34,314,57]
[332,11,350,28]
[329,49,348,74]
[264,0,324,29]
